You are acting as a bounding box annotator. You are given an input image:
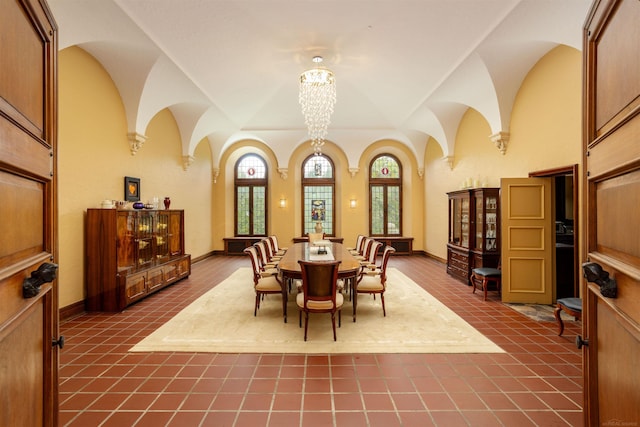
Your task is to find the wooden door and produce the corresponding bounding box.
[0,0,59,426]
[500,178,554,304]
[583,0,640,424]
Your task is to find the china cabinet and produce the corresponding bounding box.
[446,188,500,283]
[85,209,191,311]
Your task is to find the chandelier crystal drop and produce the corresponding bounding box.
[299,56,336,155]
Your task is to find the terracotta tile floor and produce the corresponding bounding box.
[59,255,583,426]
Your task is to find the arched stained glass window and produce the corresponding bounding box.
[301,155,335,236]
[235,154,267,236]
[369,154,402,236]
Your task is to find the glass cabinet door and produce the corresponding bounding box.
[485,196,498,251]
[475,194,483,250]
[461,197,469,247]
[168,211,183,256]
[117,212,136,272]
[450,198,461,245]
[155,211,170,262]
[136,212,154,268]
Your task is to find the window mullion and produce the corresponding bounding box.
[249,186,254,235]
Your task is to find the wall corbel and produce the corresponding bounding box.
[127,132,147,156]
[182,155,194,171]
[490,131,510,155]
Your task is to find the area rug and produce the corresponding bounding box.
[130,268,504,354]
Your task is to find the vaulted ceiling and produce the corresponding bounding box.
[49,0,592,170]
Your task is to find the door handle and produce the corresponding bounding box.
[576,335,589,349]
[52,336,65,349]
[582,261,617,298]
[22,262,58,298]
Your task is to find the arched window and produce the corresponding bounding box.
[369,154,402,236]
[301,155,335,236]
[235,154,267,236]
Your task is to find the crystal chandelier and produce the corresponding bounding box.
[299,56,336,155]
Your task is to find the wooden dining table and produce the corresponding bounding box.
[278,242,361,323]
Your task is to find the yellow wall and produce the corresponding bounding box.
[58,47,213,307]
[57,44,582,310]
[424,45,582,260]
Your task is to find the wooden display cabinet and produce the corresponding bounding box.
[446,188,500,284]
[85,209,191,311]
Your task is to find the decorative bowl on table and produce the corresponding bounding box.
[312,240,332,255]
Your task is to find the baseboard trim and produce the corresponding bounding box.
[192,250,218,263]
[59,300,85,321]
[419,251,446,264]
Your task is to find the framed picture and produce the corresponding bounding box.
[124,176,140,202]
[311,199,325,221]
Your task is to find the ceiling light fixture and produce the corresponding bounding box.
[299,56,336,156]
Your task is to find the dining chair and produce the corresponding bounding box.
[269,235,287,256]
[243,246,284,318]
[354,245,395,321]
[254,241,279,275]
[296,260,343,341]
[361,240,382,267]
[348,240,382,300]
[352,238,373,261]
[347,234,366,253]
[263,237,283,261]
[307,232,324,244]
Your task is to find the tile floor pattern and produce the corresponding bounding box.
[59,255,583,426]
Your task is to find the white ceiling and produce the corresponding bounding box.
[49,0,592,168]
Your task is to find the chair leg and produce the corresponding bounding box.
[554,306,565,336]
[472,274,478,294]
[254,293,260,316]
[331,313,337,341]
[353,293,357,323]
[483,278,488,301]
[304,312,309,341]
[381,293,386,317]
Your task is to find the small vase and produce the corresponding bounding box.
[314,221,323,233]
[163,197,171,209]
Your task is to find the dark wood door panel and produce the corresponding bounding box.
[0,170,46,269]
[0,287,52,427]
[594,170,640,264]
[589,295,640,425]
[0,0,48,136]
[593,0,640,133]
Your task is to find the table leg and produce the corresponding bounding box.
[281,272,288,323]
[351,273,358,322]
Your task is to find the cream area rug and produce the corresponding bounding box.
[130,268,504,354]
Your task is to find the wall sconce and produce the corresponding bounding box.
[349,198,357,208]
[279,198,286,208]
